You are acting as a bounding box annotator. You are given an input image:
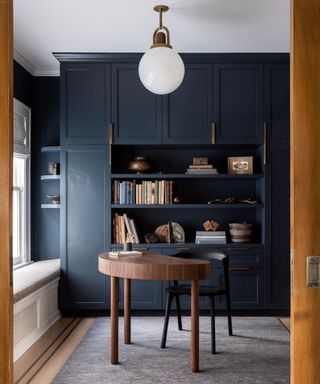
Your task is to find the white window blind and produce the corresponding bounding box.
[13,98,31,266]
[14,99,31,155]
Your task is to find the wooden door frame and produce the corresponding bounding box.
[1,1,320,383]
[290,0,320,383]
[0,0,13,383]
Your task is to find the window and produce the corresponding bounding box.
[13,99,31,267]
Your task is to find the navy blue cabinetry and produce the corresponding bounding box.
[264,64,290,145]
[214,64,263,144]
[264,63,290,310]
[60,63,111,144]
[265,145,290,309]
[112,63,162,144]
[60,145,110,309]
[163,64,213,144]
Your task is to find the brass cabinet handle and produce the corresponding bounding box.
[109,123,113,165]
[263,122,267,165]
[211,123,216,144]
[229,267,252,272]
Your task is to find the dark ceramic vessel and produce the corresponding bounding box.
[128,156,152,173]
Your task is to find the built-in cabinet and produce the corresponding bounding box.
[60,63,111,144]
[55,53,290,312]
[60,145,110,309]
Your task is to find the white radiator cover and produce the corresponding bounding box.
[14,278,61,361]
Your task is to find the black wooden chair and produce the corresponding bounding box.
[160,249,233,354]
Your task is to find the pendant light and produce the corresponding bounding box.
[138,5,185,95]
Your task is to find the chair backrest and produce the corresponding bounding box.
[173,248,229,273]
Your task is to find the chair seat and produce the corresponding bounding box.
[166,284,226,296]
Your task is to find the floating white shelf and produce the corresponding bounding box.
[41,146,60,153]
[41,204,60,209]
[41,175,60,180]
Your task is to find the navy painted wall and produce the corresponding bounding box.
[14,60,60,261]
[32,77,60,261]
[14,61,33,108]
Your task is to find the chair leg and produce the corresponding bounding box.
[226,291,233,336]
[161,292,174,348]
[210,296,216,354]
[175,295,183,330]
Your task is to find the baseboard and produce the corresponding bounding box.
[61,308,290,317]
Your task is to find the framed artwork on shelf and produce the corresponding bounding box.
[228,156,253,174]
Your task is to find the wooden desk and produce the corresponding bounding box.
[98,251,211,372]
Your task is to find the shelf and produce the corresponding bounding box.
[111,243,264,249]
[41,175,61,180]
[111,173,263,180]
[111,203,263,209]
[41,204,60,209]
[41,146,60,153]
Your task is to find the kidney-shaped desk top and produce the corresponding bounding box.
[98,251,211,372]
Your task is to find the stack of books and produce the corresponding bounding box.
[113,213,140,244]
[186,157,218,174]
[195,231,226,244]
[113,180,173,205]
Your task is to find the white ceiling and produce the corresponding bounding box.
[13,0,290,76]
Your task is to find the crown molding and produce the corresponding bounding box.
[14,50,36,75]
[34,69,60,77]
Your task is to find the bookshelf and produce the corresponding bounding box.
[111,144,265,247]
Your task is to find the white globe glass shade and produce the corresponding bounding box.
[138,47,185,95]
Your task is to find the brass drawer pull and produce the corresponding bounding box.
[263,122,267,165]
[211,123,216,144]
[109,123,113,165]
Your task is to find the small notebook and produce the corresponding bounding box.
[109,251,143,259]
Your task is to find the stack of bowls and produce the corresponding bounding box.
[229,222,253,243]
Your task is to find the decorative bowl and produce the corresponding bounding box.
[128,156,152,174]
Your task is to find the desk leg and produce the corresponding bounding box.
[124,278,131,344]
[191,280,199,373]
[111,276,119,364]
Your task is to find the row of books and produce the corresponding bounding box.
[195,231,226,244]
[113,180,174,205]
[113,213,140,244]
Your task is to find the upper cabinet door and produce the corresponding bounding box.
[112,63,162,144]
[264,63,290,145]
[163,64,213,144]
[214,64,263,144]
[61,63,111,144]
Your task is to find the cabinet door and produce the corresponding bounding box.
[214,64,263,144]
[112,64,162,144]
[163,64,213,144]
[265,146,290,309]
[60,64,111,144]
[212,267,264,310]
[60,145,110,309]
[264,63,290,144]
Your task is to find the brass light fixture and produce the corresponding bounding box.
[138,5,185,95]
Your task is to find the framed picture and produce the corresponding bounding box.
[228,156,253,174]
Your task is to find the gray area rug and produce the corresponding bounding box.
[53,317,290,384]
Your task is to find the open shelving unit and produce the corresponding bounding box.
[110,144,265,248]
[41,146,61,209]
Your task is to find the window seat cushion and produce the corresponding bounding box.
[13,259,60,304]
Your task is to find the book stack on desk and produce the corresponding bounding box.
[195,231,226,244]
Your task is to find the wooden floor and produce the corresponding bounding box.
[279,317,291,331]
[14,317,95,384]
